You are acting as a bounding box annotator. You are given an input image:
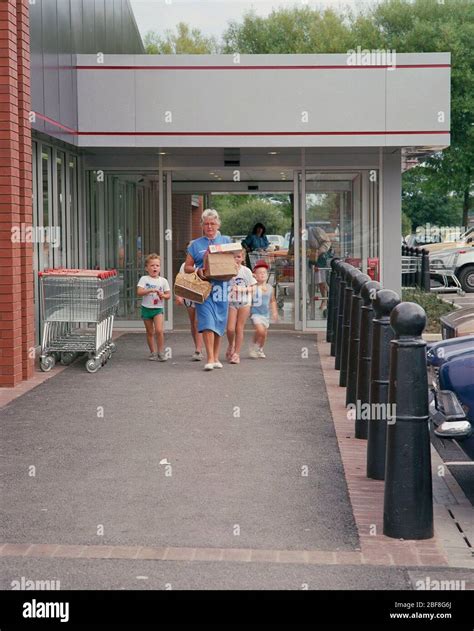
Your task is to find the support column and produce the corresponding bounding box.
[0,0,34,387]
[380,150,402,295]
[17,0,34,380]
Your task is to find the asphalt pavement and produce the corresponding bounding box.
[1,332,357,553]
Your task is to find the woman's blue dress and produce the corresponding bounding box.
[187,234,232,336]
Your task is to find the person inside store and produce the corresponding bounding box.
[242,223,269,267]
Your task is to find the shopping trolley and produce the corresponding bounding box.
[39,269,120,373]
[429,250,465,295]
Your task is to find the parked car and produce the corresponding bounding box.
[266,235,286,250]
[404,233,442,248]
[423,226,474,253]
[429,246,474,292]
[426,336,474,440]
[231,235,246,244]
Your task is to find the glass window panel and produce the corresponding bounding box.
[55,152,65,267]
[41,147,52,268]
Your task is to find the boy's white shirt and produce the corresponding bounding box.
[137,275,170,308]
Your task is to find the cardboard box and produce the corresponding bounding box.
[205,252,238,281]
[174,272,211,304]
[208,243,243,254]
[204,243,241,280]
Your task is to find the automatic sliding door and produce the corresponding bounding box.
[297,171,380,330]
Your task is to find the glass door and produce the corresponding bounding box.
[85,170,173,328]
[296,171,368,330]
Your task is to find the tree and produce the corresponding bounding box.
[402,211,412,236]
[212,196,291,236]
[365,0,474,228]
[223,7,354,54]
[144,23,219,54]
[402,166,462,230]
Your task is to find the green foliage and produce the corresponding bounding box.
[144,23,218,54]
[367,0,474,227]
[223,7,354,54]
[402,288,457,334]
[402,166,463,230]
[211,196,291,236]
[402,211,412,236]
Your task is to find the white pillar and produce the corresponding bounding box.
[380,150,402,295]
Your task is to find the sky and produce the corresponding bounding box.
[130,0,378,39]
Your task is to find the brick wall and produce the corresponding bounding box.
[0,0,34,386]
[172,195,205,277]
[191,196,203,240]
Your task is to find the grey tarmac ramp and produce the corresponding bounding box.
[1,332,357,551]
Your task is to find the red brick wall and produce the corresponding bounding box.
[0,0,34,386]
[191,196,203,240]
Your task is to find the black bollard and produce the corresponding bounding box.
[367,290,400,472]
[383,302,433,540]
[356,280,381,419]
[401,245,406,287]
[346,273,371,408]
[339,267,358,386]
[409,247,416,287]
[415,248,422,288]
[327,257,340,343]
[334,263,349,370]
[330,260,342,355]
[421,249,431,292]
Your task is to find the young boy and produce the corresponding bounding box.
[137,254,171,361]
[226,248,257,364]
[249,260,278,358]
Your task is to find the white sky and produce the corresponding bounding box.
[130,0,378,39]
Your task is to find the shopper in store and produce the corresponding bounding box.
[242,223,270,268]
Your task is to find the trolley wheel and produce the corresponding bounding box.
[60,352,76,366]
[40,356,55,372]
[85,358,101,374]
[109,342,117,353]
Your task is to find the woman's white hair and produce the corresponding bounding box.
[201,208,221,226]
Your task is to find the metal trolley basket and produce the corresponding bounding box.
[39,269,120,373]
[248,250,294,308]
[429,250,464,295]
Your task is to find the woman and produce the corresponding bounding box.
[242,223,269,253]
[242,223,269,269]
[184,209,232,371]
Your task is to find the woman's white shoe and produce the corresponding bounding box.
[213,361,223,368]
[204,363,214,371]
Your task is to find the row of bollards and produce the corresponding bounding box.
[327,258,433,540]
[401,245,431,292]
